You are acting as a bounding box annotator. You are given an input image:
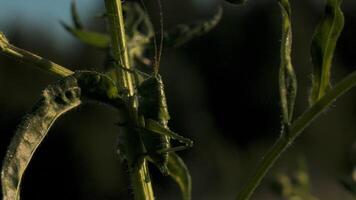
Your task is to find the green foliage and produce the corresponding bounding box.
[0,32,9,49]
[2,1,356,200]
[278,0,297,127]
[309,0,344,105]
[1,0,226,199]
[1,72,122,200]
[61,1,223,70]
[236,0,351,199]
[167,153,192,200]
[60,23,111,48]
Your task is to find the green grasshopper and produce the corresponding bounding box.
[60,2,222,198]
[111,1,194,175]
[135,72,194,174]
[61,0,221,172]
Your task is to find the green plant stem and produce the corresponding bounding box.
[104,1,154,200]
[104,0,134,93]
[0,32,73,77]
[237,70,356,200]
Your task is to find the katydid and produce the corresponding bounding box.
[137,73,193,174]
[115,1,194,175]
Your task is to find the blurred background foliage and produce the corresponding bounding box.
[1,0,356,199]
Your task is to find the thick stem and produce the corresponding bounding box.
[236,70,356,200]
[0,32,73,77]
[104,0,134,94]
[104,1,154,200]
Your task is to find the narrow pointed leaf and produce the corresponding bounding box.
[61,22,110,49]
[309,0,344,105]
[167,153,192,200]
[70,0,83,29]
[1,72,122,200]
[163,7,223,47]
[278,0,297,125]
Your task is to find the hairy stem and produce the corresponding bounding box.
[104,1,154,200]
[237,70,356,200]
[0,32,73,77]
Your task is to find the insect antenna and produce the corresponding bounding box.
[139,0,164,75]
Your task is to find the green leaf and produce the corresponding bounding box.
[167,153,192,200]
[163,7,223,47]
[1,72,123,200]
[0,32,9,50]
[309,0,344,105]
[278,0,297,125]
[61,0,110,49]
[70,0,83,29]
[1,76,82,200]
[61,22,110,49]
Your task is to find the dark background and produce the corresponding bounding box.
[1,0,356,199]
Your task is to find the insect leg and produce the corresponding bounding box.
[156,145,192,154]
[145,119,193,147]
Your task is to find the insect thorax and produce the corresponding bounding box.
[138,74,170,124]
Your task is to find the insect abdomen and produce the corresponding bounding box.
[142,130,170,174]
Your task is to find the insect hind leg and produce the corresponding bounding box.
[156,145,192,154]
[145,119,194,147]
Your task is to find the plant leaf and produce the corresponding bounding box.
[1,71,122,200]
[309,0,344,105]
[163,7,223,47]
[70,0,83,29]
[167,153,192,200]
[278,0,297,125]
[61,22,110,49]
[1,77,81,200]
[61,0,110,49]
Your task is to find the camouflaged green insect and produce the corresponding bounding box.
[136,74,193,173]
[62,0,196,169]
[112,42,194,200]
[123,67,193,200]
[60,2,205,199]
